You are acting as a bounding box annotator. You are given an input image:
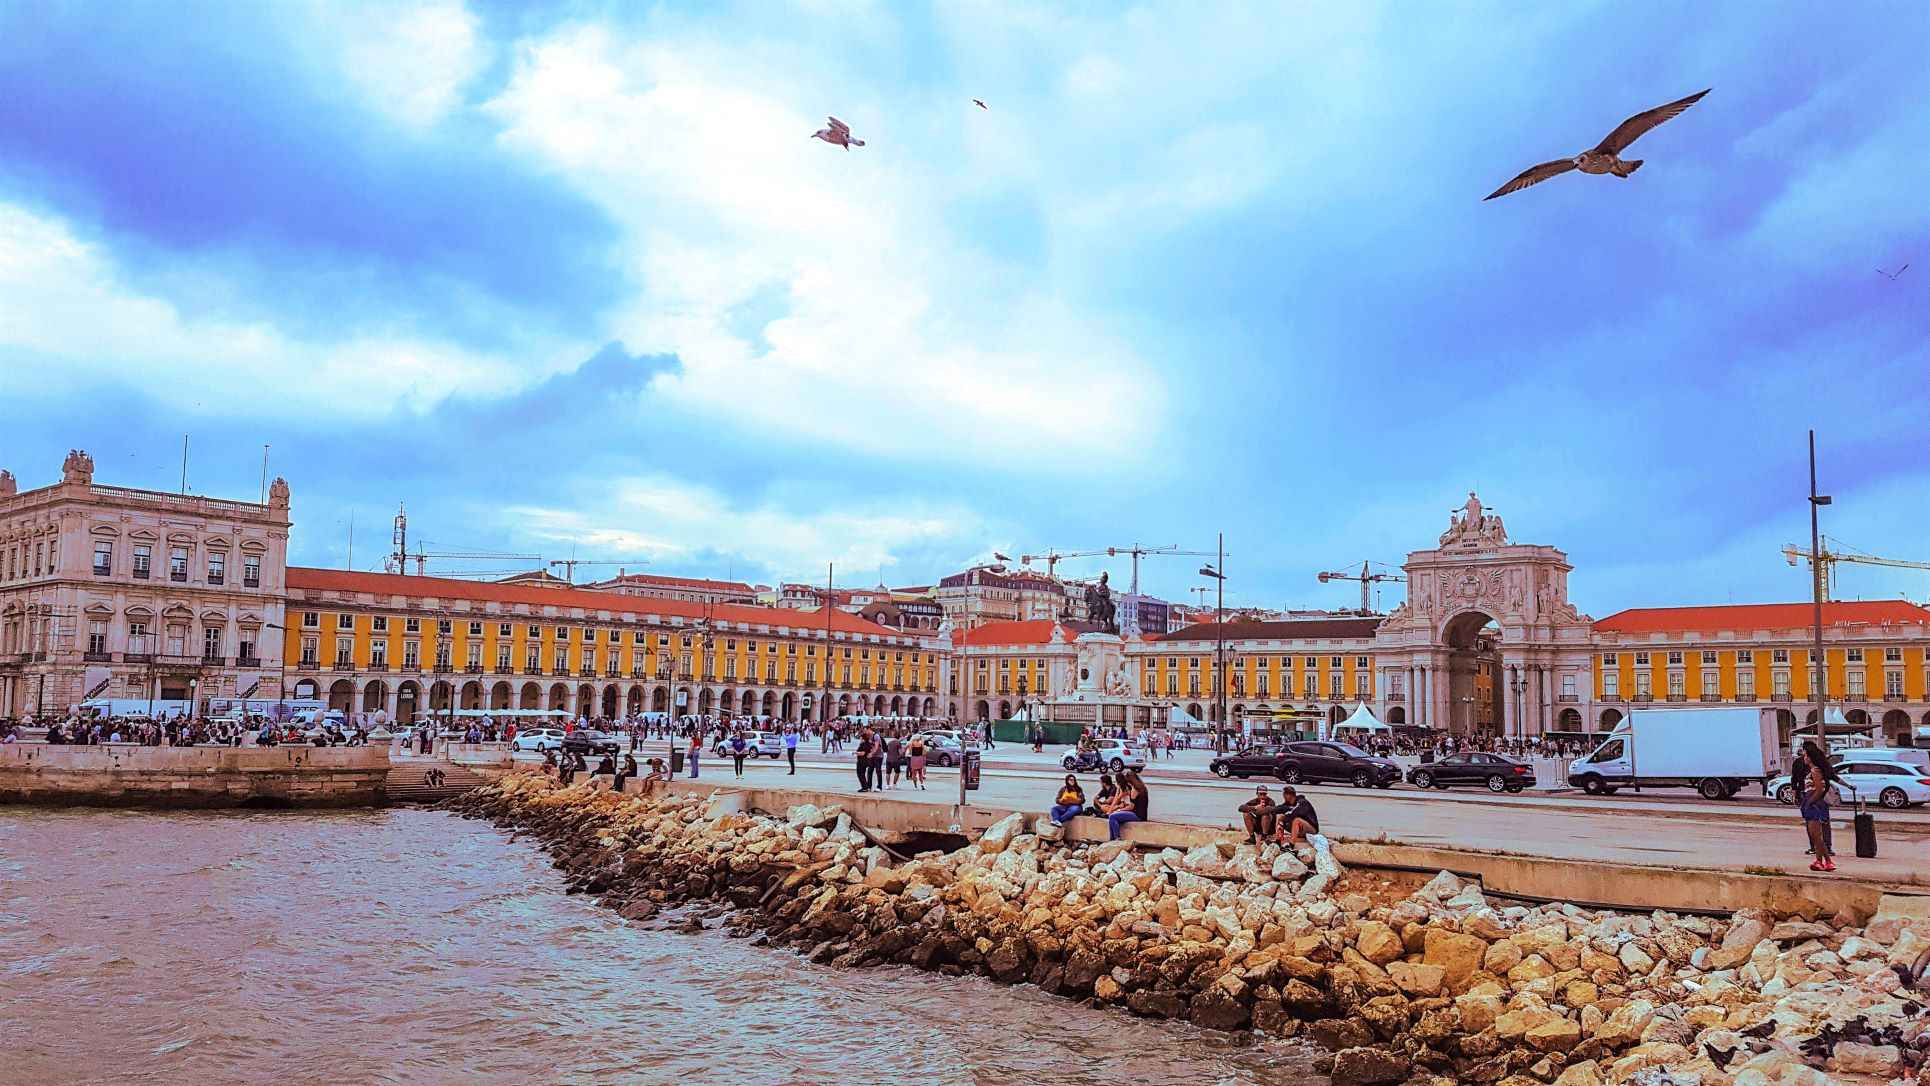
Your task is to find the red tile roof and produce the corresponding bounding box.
[957,619,1096,646]
[1593,600,1930,635]
[286,567,902,638]
[593,572,758,593]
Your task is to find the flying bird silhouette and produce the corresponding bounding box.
[972,98,987,109]
[1877,264,1910,281]
[811,116,865,150]
[1485,88,1710,201]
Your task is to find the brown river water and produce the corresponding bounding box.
[0,806,1322,1085]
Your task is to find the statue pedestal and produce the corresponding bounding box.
[1041,633,1167,729]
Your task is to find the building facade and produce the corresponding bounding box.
[1137,617,1382,729]
[0,451,290,719]
[280,567,942,724]
[586,571,763,606]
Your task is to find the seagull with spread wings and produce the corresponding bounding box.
[972,98,987,109]
[811,116,865,150]
[1877,264,1910,281]
[1485,89,1710,201]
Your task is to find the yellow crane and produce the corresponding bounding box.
[1782,538,1930,598]
[1317,560,1406,614]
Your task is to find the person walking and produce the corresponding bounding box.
[870,731,888,791]
[686,732,702,779]
[1798,739,1840,872]
[854,728,874,792]
[784,726,799,775]
[906,734,928,789]
[885,734,905,789]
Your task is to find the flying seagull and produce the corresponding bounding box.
[1877,264,1910,281]
[972,98,987,109]
[1485,88,1710,201]
[811,116,865,150]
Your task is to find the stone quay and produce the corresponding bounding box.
[0,744,390,808]
[448,771,1930,1086]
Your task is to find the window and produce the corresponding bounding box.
[1847,670,1865,698]
[404,641,420,669]
[134,544,152,579]
[371,641,388,668]
[497,646,510,671]
[1330,656,1342,667]
[1701,650,1717,664]
[467,643,482,669]
[633,631,647,644]
[203,628,222,660]
[300,636,317,666]
[1329,674,1343,697]
[1888,671,1905,698]
[1355,656,1368,667]
[1601,653,1617,665]
[1634,652,1649,665]
[169,546,188,582]
[1561,674,1576,698]
[1667,651,1682,665]
[87,621,106,655]
[93,541,112,576]
[1668,672,1685,697]
[527,625,541,638]
[1847,647,1864,662]
[434,643,451,669]
[1634,672,1652,697]
[580,627,592,641]
[1602,672,1618,697]
[1773,670,1790,696]
[1884,647,1901,663]
[237,633,255,661]
[406,618,421,633]
[207,552,225,585]
[166,625,186,656]
[437,619,451,635]
[334,638,353,666]
[243,554,260,587]
[1772,649,1788,663]
[469,621,483,637]
[1256,672,1269,695]
[1700,669,1717,695]
[727,639,737,651]
[525,646,539,671]
[583,648,596,671]
[337,613,354,629]
[303,612,319,628]
[554,648,567,671]
[1736,670,1754,698]
[1737,649,1753,663]
[372,616,388,632]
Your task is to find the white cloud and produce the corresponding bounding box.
[325,0,486,128]
[0,203,566,415]
[481,24,1163,467]
[501,475,982,581]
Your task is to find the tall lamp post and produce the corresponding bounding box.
[1806,430,1830,743]
[1199,532,1227,753]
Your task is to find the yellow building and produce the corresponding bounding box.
[282,567,939,723]
[1590,601,1930,746]
[1132,616,1381,732]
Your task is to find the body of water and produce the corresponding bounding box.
[0,806,1321,1085]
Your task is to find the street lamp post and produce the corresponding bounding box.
[1806,430,1831,743]
[1198,532,1227,754]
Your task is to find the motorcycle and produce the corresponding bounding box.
[1061,748,1107,773]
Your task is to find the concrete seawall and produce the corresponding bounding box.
[0,745,391,808]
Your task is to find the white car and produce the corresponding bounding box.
[510,728,567,753]
[1770,757,1930,809]
[1060,738,1148,772]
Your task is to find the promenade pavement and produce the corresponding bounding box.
[524,741,1930,884]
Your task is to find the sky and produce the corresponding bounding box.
[3,1,1927,619]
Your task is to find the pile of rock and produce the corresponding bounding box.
[446,774,1929,1085]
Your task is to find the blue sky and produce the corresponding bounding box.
[3,2,1927,618]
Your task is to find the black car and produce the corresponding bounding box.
[561,729,621,757]
[1265,741,1402,788]
[1407,752,1535,793]
[1211,745,1291,780]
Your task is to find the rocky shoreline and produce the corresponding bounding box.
[447,773,1929,1085]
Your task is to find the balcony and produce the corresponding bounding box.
[207,573,224,586]
[465,664,484,674]
[83,650,114,662]
[93,565,111,578]
[170,571,188,583]
[133,567,150,580]
[332,661,355,672]
[528,666,545,676]
[297,658,317,669]
[1631,693,1654,703]
[1665,694,1687,703]
[1771,692,1793,703]
[201,654,227,666]
[1557,694,1579,703]
[1699,694,1724,703]
[1384,693,1405,703]
[368,661,390,673]
[237,656,262,668]
[243,577,260,588]
[432,664,453,675]
[578,667,596,678]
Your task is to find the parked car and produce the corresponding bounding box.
[1407,751,1535,793]
[1210,745,1291,780]
[1060,738,1147,773]
[711,731,785,758]
[510,728,567,753]
[1769,757,1930,809]
[562,729,621,757]
[1271,741,1401,788]
[917,733,969,767]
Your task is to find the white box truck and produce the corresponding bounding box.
[1567,707,1781,800]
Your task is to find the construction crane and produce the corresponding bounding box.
[1020,547,1110,577]
[1024,544,1220,596]
[1317,560,1407,614]
[548,558,645,584]
[385,504,541,575]
[1782,538,1930,598]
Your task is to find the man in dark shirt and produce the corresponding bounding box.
[1271,787,1319,847]
[1237,785,1278,845]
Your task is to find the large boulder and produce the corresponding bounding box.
[978,812,1026,854]
[1355,921,1404,965]
[1329,1047,1410,1086]
[1422,928,1488,991]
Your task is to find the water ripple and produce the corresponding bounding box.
[0,805,1321,1086]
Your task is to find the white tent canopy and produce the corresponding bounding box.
[1335,703,1390,731]
[1168,705,1205,727]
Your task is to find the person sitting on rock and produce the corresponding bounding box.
[1271,786,1319,848]
[1049,775,1086,826]
[1238,785,1279,845]
[1085,771,1117,817]
[1106,769,1149,841]
[638,757,670,797]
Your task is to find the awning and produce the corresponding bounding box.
[1335,702,1390,731]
